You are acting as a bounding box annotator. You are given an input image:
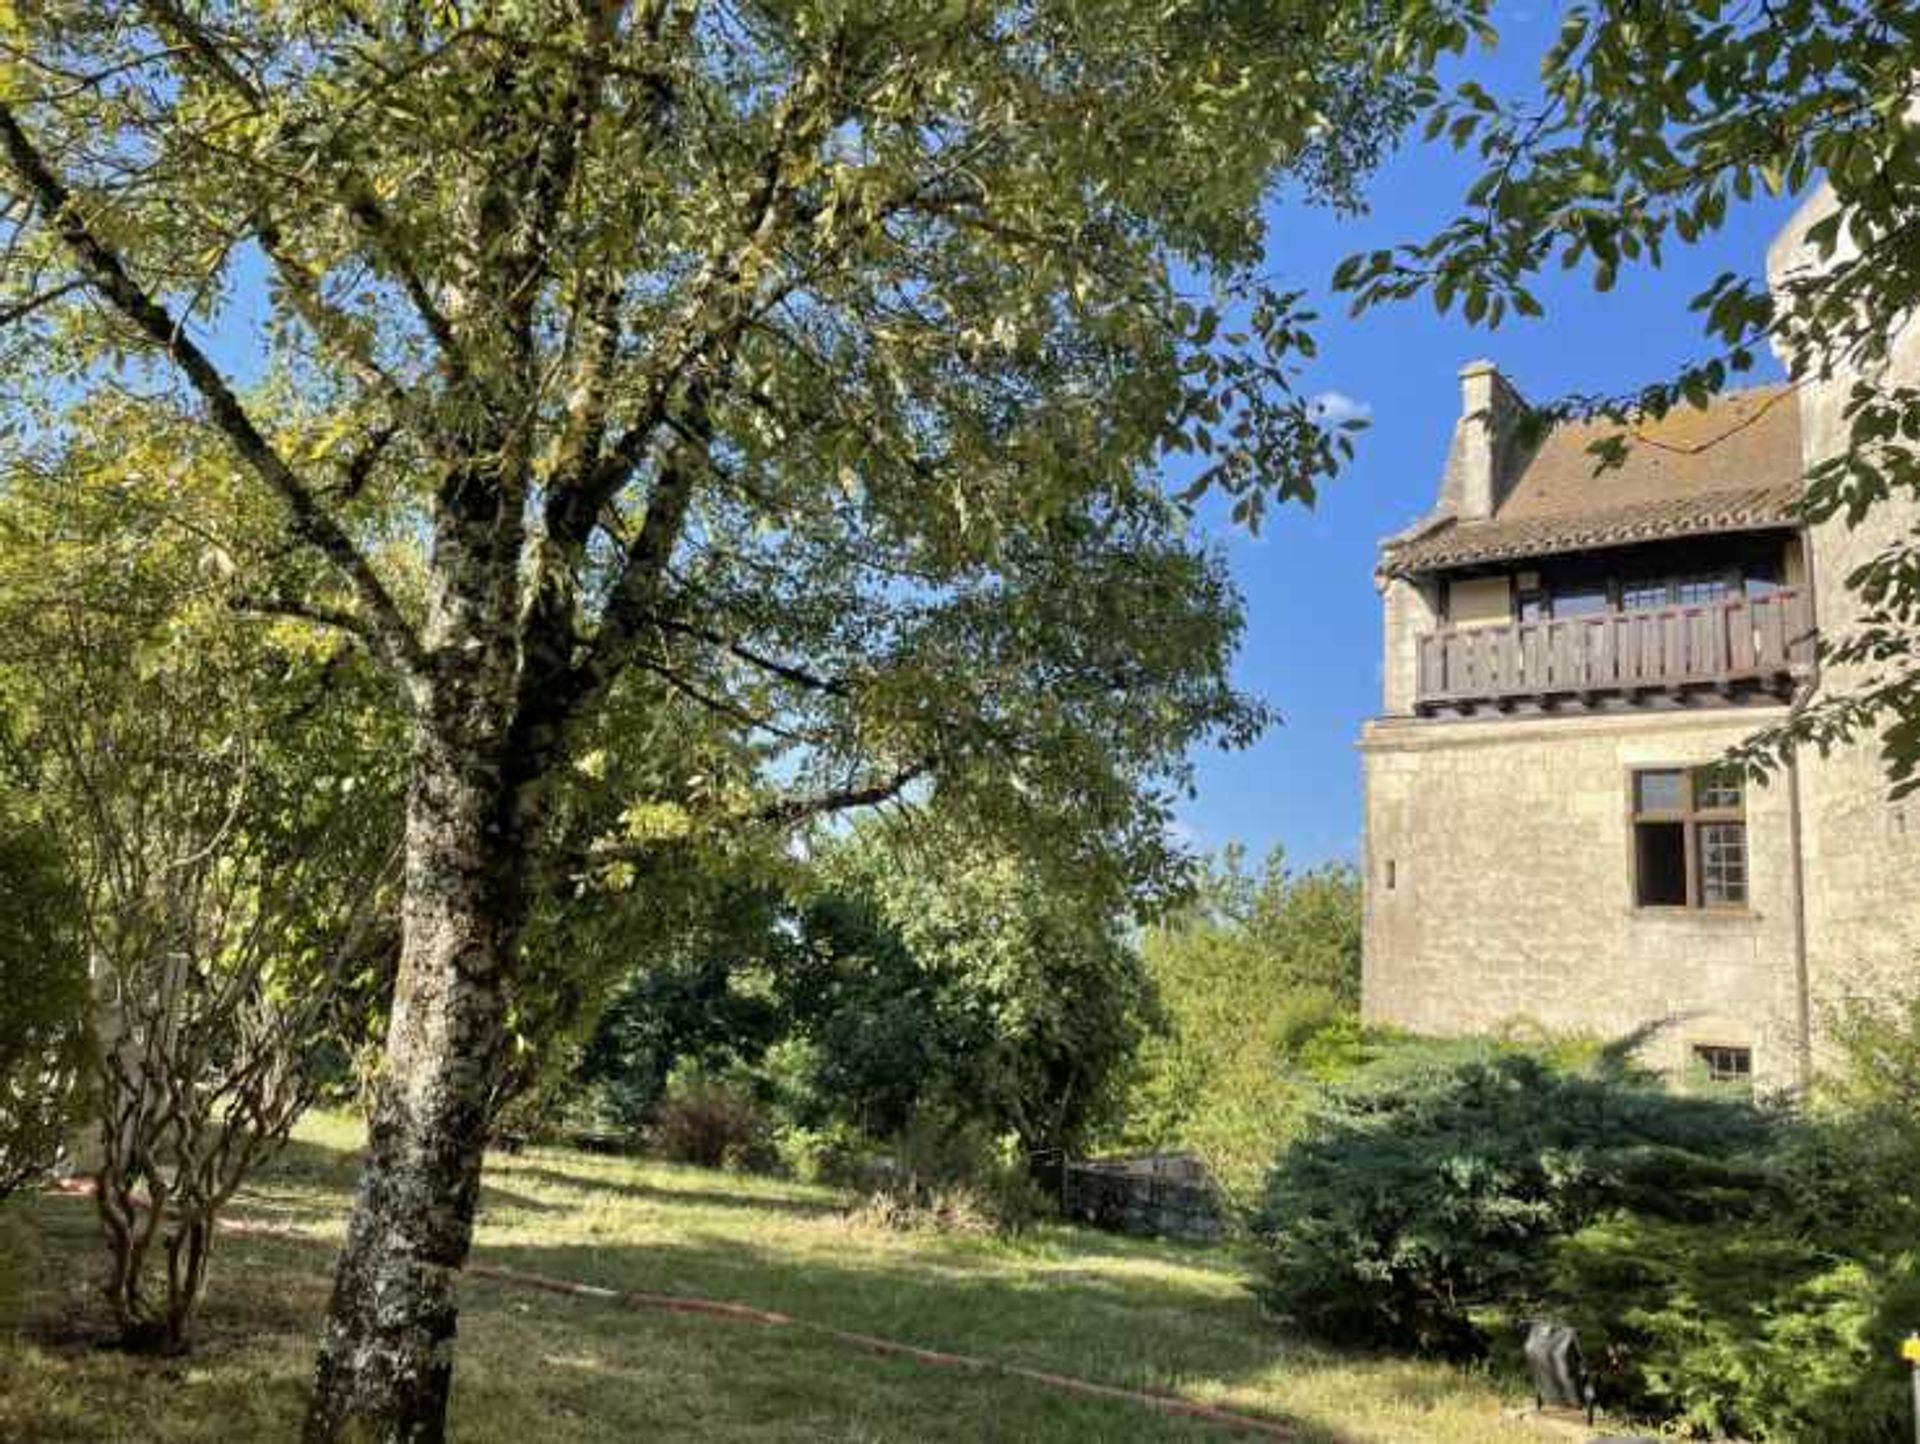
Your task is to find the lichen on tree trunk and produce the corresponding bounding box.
[304,718,530,1443]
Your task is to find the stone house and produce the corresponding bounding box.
[1359,195,1920,1091]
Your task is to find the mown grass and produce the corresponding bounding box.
[0,1113,1556,1442]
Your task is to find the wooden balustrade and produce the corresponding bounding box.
[1414,588,1815,711]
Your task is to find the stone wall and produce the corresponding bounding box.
[1361,707,1807,1089]
[1379,574,1440,717]
[1358,186,1920,1090]
[1771,185,1920,1035]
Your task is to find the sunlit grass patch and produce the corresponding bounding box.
[0,1113,1552,1442]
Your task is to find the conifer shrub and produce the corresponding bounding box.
[1251,1023,1920,1439]
[1247,1040,1773,1355]
[1549,994,1920,1441]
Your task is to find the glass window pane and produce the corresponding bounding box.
[1694,765,1743,811]
[1635,821,1687,905]
[1675,575,1732,606]
[1634,769,1685,814]
[1693,1044,1752,1086]
[1553,585,1609,617]
[1699,822,1747,906]
[1622,580,1667,610]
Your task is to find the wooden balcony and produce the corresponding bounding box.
[1414,588,1816,714]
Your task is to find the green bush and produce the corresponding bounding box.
[1552,1209,1919,1441]
[1250,1017,1920,1439]
[1247,1039,1773,1355]
[0,809,90,1201]
[651,1065,775,1172]
[772,1120,872,1187]
[856,1110,1051,1236]
[1123,848,1367,1203]
[1543,994,1920,1441]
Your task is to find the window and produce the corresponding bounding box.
[1692,1044,1753,1088]
[1550,583,1610,618]
[1620,574,1736,610]
[1631,766,1748,909]
[1674,574,1734,606]
[1621,579,1668,610]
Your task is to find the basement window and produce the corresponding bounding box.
[1631,766,1747,909]
[1692,1044,1753,1089]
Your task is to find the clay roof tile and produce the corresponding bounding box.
[1382,385,1803,575]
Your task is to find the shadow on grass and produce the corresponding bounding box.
[489,1163,850,1222]
[242,1134,561,1225]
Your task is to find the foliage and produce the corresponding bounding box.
[0,0,1476,1421]
[0,801,89,1201]
[850,1110,1050,1237]
[1344,1,1920,790]
[1123,847,1366,1201]
[1550,1210,1920,1442]
[0,438,406,1352]
[1250,1013,1920,1438]
[807,830,1155,1157]
[650,1063,776,1173]
[558,880,790,1137]
[1247,1040,1776,1356]
[569,828,1155,1166]
[1545,990,1920,1441]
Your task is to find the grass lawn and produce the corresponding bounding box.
[0,1113,1557,1442]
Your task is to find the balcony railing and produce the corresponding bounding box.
[1414,588,1816,712]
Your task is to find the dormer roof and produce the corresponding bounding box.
[1380,383,1803,577]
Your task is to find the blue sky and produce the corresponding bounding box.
[1179,9,1803,870]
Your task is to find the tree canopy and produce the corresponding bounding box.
[0,2,1463,1431]
[1123,847,1364,1199]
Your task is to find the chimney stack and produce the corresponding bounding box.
[1456,360,1526,519]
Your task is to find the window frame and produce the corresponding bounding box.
[1628,765,1749,912]
[1691,1043,1754,1089]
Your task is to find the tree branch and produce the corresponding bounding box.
[583,760,931,864]
[138,0,468,388]
[657,618,850,697]
[748,761,930,828]
[0,102,429,691]
[0,276,82,327]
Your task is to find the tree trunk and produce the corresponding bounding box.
[303,723,529,1443]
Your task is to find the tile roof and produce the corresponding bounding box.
[1382,384,1805,575]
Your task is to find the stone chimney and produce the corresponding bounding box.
[1454,359,1527,519]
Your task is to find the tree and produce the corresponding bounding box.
[0,4,1447,1433]
[0,799,89,1203]
[799,828,1154,1157]
[568,828,1154,1160]
[1123,847,1363,1199]
[1337,0,1920,787]
[0,416,407,1351]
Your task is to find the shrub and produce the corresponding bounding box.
[773,1120,873,1187]
[651,1065,774,1171]
[1542,994,1920,1441]
[1123,849,1367,1203]
[1247,1039,1773,1355]
[855,1111,1051,1236]
[0,809,90,1201]
[1551,1209,1920,1442]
